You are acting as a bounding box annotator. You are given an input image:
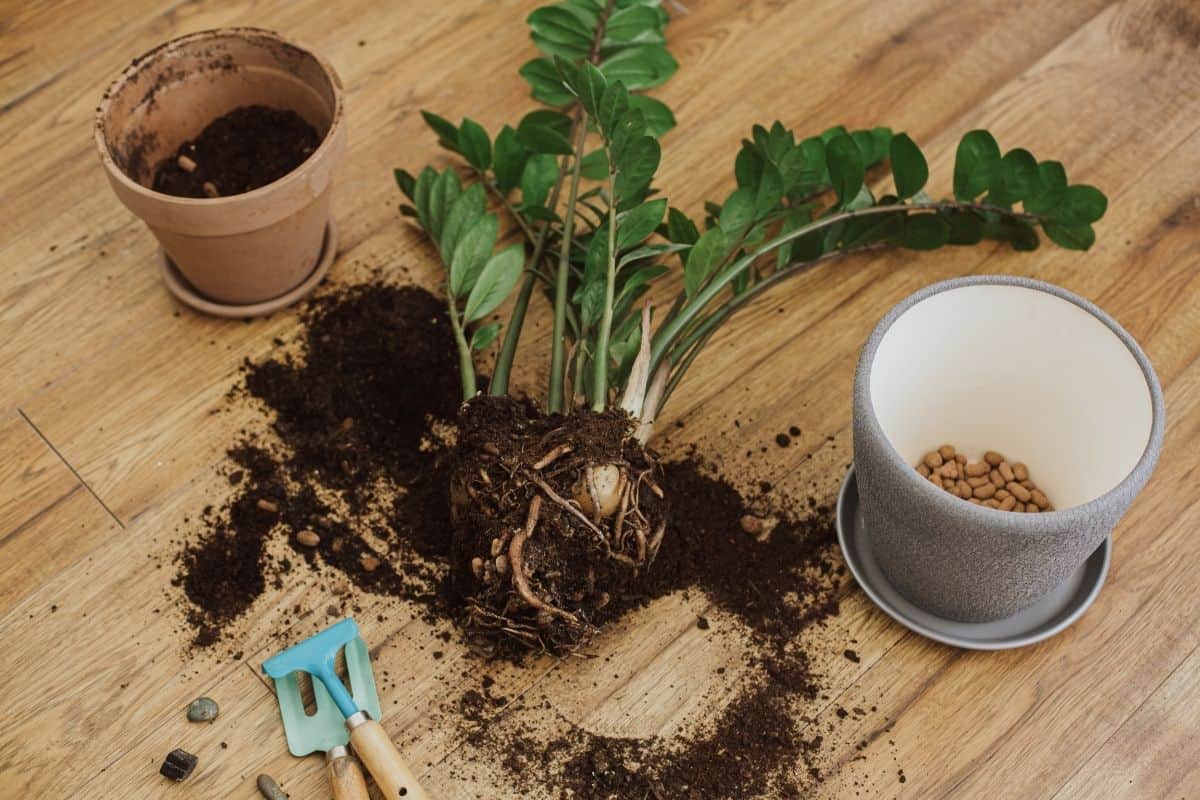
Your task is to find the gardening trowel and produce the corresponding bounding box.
[263,618,430,800]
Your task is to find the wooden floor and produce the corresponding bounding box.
[2,0,1199,797]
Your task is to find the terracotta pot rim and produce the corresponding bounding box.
[93,26,345,208]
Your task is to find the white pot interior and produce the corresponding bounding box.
[870,284,1153,510]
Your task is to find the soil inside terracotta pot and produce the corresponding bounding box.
[152,105,321,197]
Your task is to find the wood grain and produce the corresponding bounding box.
[1,0,1198,798]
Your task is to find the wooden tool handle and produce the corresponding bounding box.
[349,717,430,800]
[327,750,371,800]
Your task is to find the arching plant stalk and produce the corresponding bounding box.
[392,0,1106,654]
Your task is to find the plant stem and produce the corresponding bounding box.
[649,201,1040,374]
[490,157,570,396]
[446,299,476,401]
[590,172,619,410]
[654,244,883,416]
[547,120,590,413]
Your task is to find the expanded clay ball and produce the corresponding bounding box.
[916,447,1054,513]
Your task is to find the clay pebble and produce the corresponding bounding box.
[160,749,198,781]
[916,447,1054,514]
[185,696,219,722]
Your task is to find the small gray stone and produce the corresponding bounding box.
[186,696,219,723]
[256,773,289,800]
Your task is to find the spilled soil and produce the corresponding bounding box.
[152,105,321,197]
[175,279,889,797]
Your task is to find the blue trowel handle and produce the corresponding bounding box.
[311,662,361,720]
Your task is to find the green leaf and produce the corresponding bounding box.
[734,145,763,190]
[626,95,675,137]
[791,228,826,263]
[458,118,492,171]
[719,187,755,238]
[899,214,950,250]
[439,182,487,262]
[464,245,524,322]
[993,148,1039,205]
[420,111,459,151]
[599,45,679,90]
[470,322,502,351]
[598,82,630,138]
[523,205,562,224]
[394,168,416,200]
[613,136,660,204]
[519,58,574,106]
[516,116,575,155]
[608,313,643,381]
[449,213,499,297]
[852,126,892,167]
[427,169,462,243]
[845,184,876,211]
[579,225,611,327]
[614,263,668,317]
[609,109,647,167]
[943,209,984,245]
[617,243,688,270]
[889,133,927,200]
[666,207,700,245]
[1043,221,1095,250]
[520,153,560,209]
[581,149,610,180]
[522,109,573,137]
[754,162,784,216]
[843,212,902,248]
[604,5,665,45]
[616,198,667,250]
[819,125,849,143]
[492,125,528,193]
[953,130,1001,201]
[984,216,1040,251]
[528,6,593,58]
[413,166,437,229]
[684,227,727,297]
[826,134,865,209]
[573,61,608,119]
[1052,185,1107,225]
[793,137,829,191]
[774,207,811,268]
[1023,161,1068,215]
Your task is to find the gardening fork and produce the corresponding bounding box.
[263,618,430,799]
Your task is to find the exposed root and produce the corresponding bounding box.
[451,396,668,657]
[527,473,608,546]
[509,496,581,627]
[533,443,573,470]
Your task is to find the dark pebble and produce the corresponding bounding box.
[159,749,198,781]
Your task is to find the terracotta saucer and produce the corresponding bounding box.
[159,219,337,319]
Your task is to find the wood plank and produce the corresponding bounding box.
[0,466,357,797]
[809,378,1200,797]
[0,0,499,410]
[0,412,120,615]
[1052,641,1200,800]
[1,0,1198,798]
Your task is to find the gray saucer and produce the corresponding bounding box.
[837,467,1110,650]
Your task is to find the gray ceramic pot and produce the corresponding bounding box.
[852,275,1164,622]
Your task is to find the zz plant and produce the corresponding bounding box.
[394,0,1106,653]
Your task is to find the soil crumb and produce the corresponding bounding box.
[174,282,460,643]
[152,105,321,197]
[175,279,885,797]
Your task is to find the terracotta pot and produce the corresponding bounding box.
[95,28,345,306]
